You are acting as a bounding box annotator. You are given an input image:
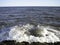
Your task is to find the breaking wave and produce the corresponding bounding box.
[0,24,60,43]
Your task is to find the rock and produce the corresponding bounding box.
[0,40,60,45]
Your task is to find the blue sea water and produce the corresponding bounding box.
[0,7,60,28]
[0,7,60,43]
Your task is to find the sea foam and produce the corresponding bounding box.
[0,24,60,43]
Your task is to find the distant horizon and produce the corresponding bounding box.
[0,6,60,7]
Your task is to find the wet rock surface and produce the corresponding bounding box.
[0,40,60,45]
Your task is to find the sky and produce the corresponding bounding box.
[0,0,60,6]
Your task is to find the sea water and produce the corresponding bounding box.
[0,7,60,43]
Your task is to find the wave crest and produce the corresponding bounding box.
[0,24,60,43]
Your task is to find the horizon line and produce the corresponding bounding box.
[0,6,60,7]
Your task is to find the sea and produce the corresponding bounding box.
[0,7,60,27]
[0,7,60,43]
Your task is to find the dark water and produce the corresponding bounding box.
[0,7,60,28]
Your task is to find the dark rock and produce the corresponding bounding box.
[0,40,16,45]
[0,40,60,45]
[21,41,29,45]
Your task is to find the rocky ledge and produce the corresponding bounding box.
[0,40,60,45]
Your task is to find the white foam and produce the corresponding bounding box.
[0,24,60,43]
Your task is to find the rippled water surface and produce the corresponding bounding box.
[0,7,60,29]
[0,7,60,43]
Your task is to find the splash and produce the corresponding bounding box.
[0,24,60,43]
